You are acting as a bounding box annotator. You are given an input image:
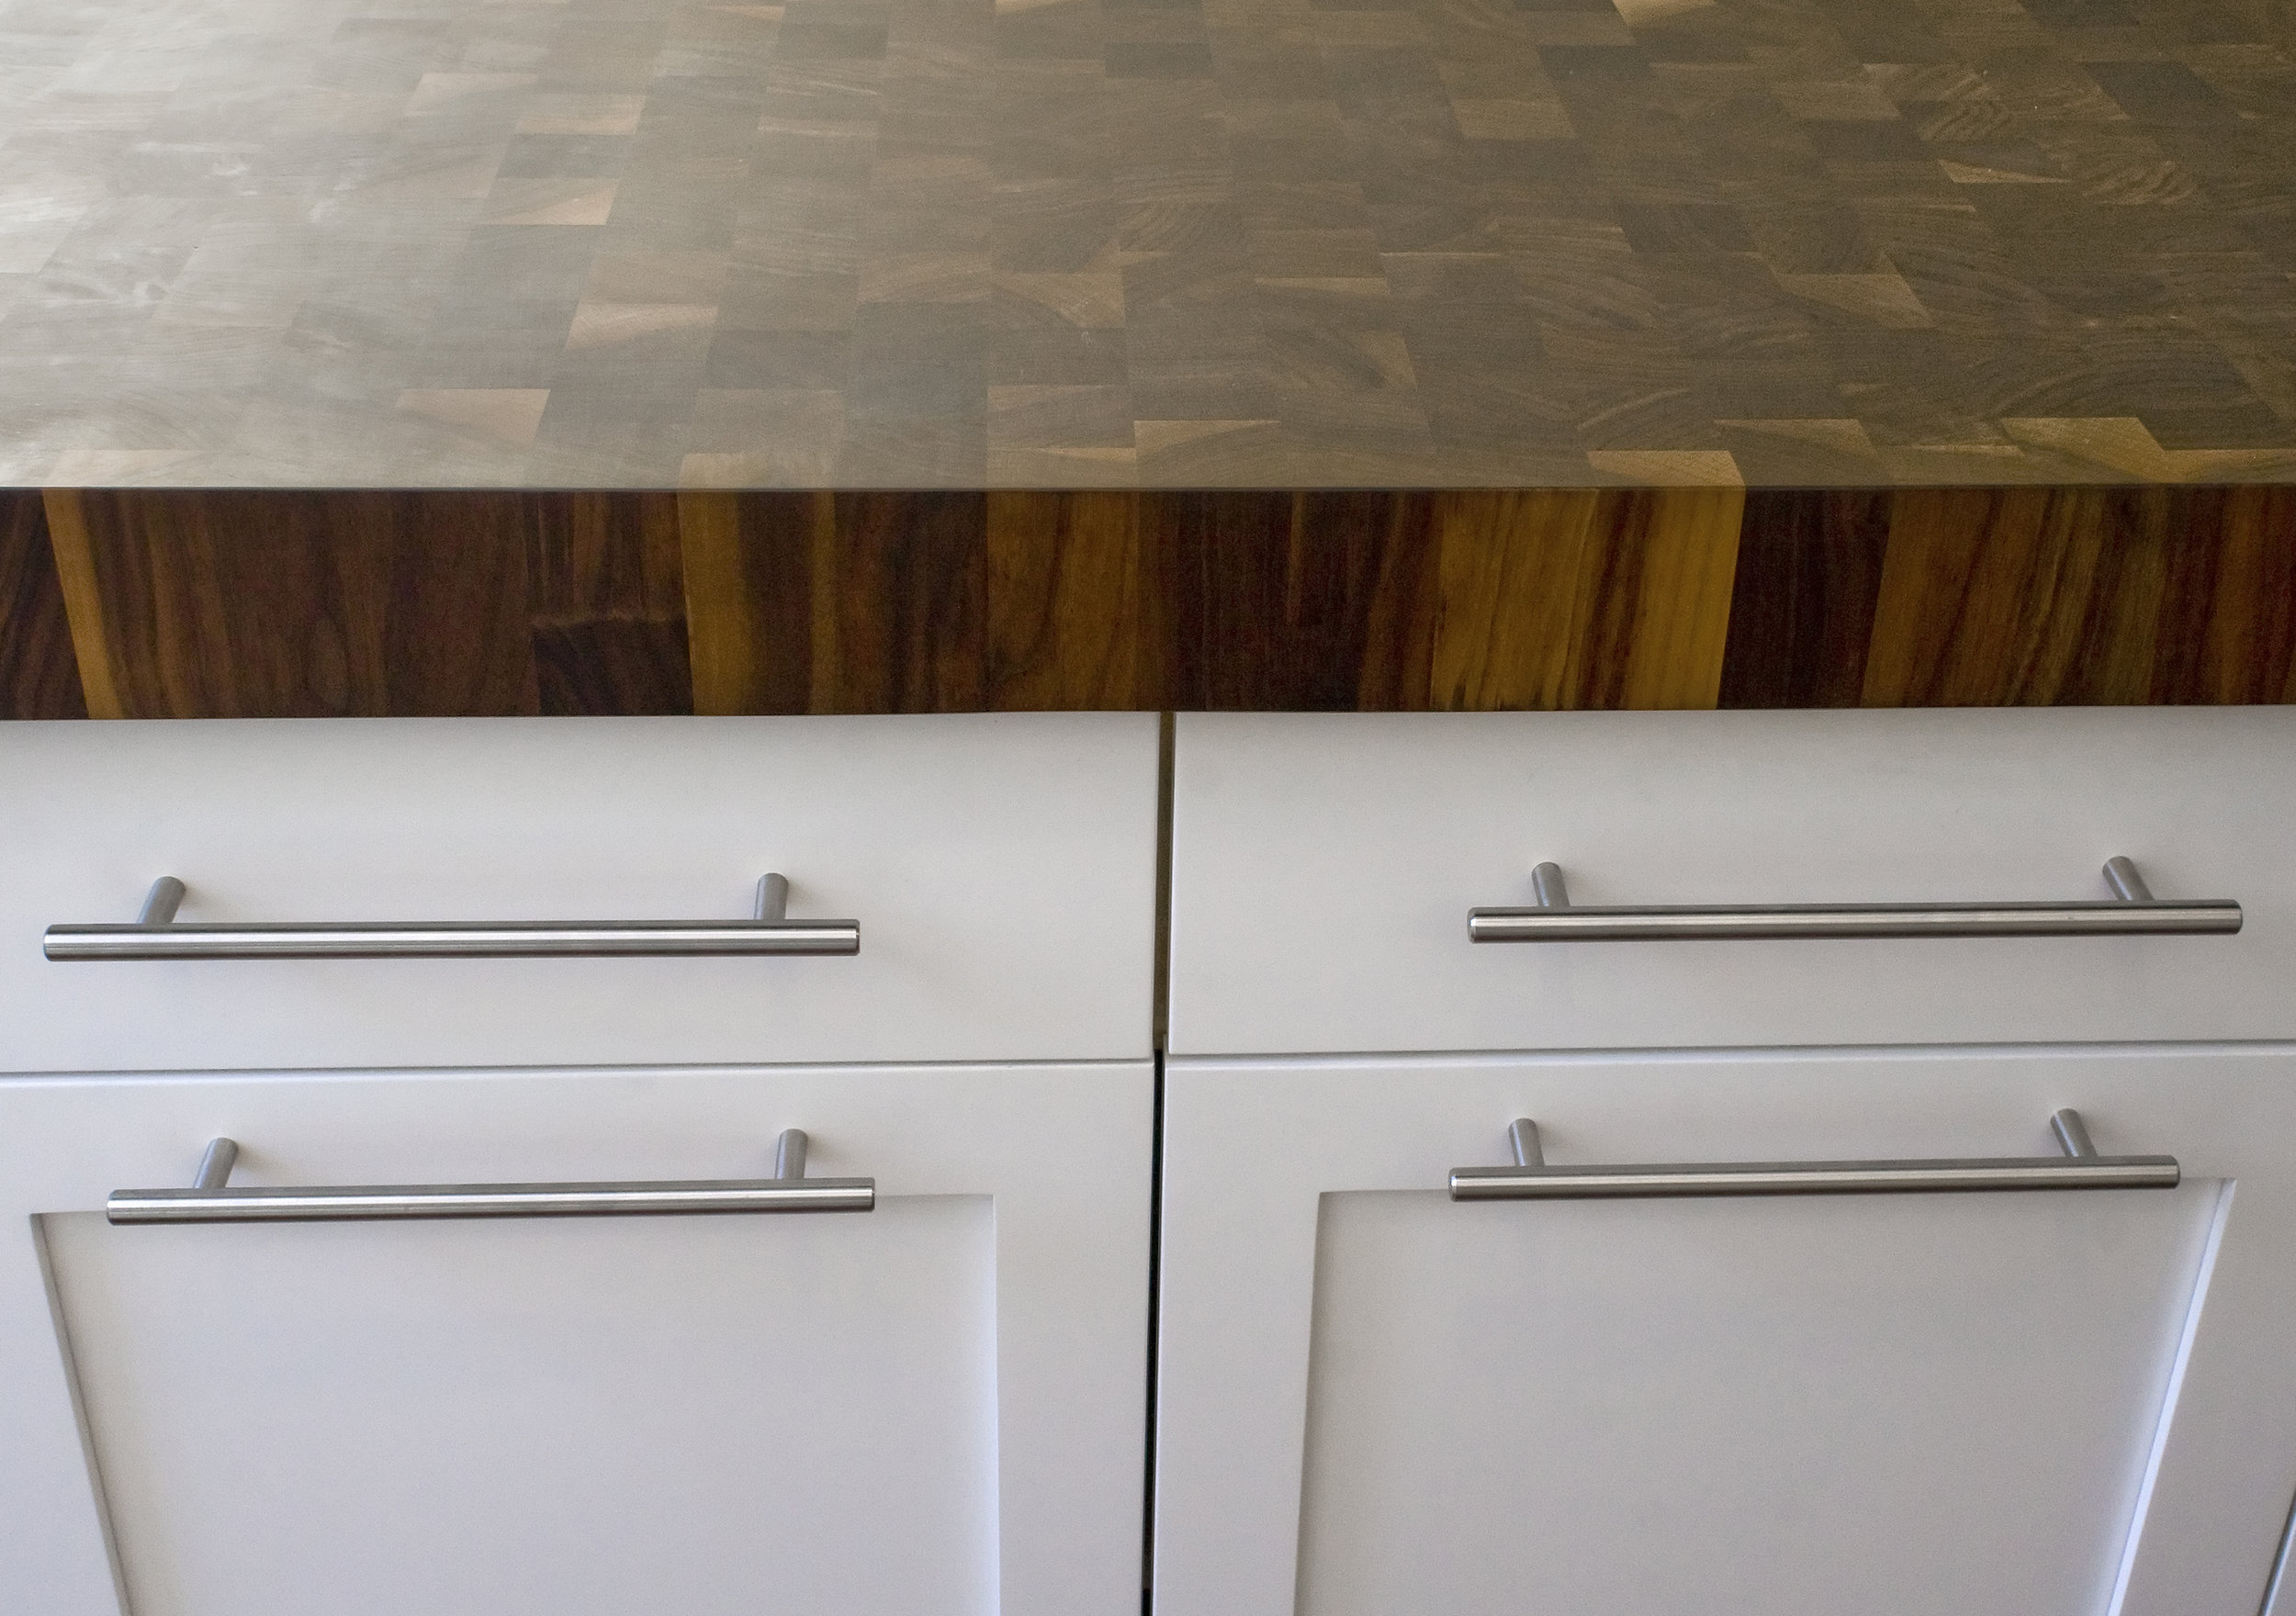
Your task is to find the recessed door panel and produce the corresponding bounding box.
[1153,1049,2296,1616]
[1,1060,1151,1616]
[44,1200,995,1616]
[1297,1184,2213,1616]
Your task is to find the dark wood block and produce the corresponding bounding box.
[0,491,85,719]
[526,492,694,715]
[1718,490,1891,709]
[44,491,541,719]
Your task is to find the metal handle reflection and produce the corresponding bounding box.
[49,874,860,960]
[1469,857,2239,942]
[1449,1109,2178,1201]
[109,1128,875,1223]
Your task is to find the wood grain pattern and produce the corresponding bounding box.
[1718,490,1893,709]
[526,492,692,716]
[0,491,84,719]
[677,489,1739,713]
[1622,490,1746,711]
[1427,489,1744,712]
[821,494,990,715]
[43,489,125,720]
[1860,488,2296,706]
[1159,493,1443,712]
[46,490,541,719]
[678,492,827,716]
[2187,488,2296,704]
[681,493,996,714]
[12,0,2296,490]
[14,487,2294,721]
[985,494,1163,711]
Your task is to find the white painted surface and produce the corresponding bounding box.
[0,714,1159,1072]
[1153,1047,2296,1616]
[1167,709,2296,1055]
[1,1061,1153,1616]
[48,1201,997,1616]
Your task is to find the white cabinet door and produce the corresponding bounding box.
[1,1060,1151,1616]
[1154,1047,2296,1616]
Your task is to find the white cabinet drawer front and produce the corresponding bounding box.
[1154,1048,2296,1616]
[0,714,1158,1072]
[1167,709,2295,1055]
[1,1061,1151,1616]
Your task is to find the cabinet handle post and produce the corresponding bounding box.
[774,1128,807,1180]
[1508,1118,1544,1168]
[755,874,790,922]
[193,1137,238,1191]
[137,877,186,926]
[2049,1108,2099,1160]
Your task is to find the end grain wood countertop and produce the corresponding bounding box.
[3,0,2295,490]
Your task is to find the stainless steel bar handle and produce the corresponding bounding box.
[1468,858,2239,942]
[1450,1108,2178,1200]
[108,1128,874,1223]
[47,874,861,960]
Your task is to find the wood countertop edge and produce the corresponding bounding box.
[6,485,2294,722]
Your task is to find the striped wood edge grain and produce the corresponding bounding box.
[35,484,2296,717]
[675,488,1746,714]
[41,490,127,720]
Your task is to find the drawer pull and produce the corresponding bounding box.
[107,1128,875,1223]
[46,873,861,961]
[1449,1109,2179,1200]
[1468,857,2240,942]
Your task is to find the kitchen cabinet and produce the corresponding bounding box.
[1165,708,2296,1055]
[1155,1050,2294,1616]
[1157,709,2296,1616]
[0,715,1158,1073]
[0,714,1160,1616]
[14,705,2296,1616]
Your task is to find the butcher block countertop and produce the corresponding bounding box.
[5,0,2296,488]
